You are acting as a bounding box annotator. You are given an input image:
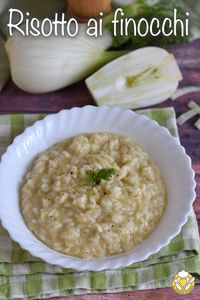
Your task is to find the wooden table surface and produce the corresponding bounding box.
[0,39,199,299]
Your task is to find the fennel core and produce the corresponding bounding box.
[127,67,159,88]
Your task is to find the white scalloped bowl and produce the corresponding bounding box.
[0,106,196,271]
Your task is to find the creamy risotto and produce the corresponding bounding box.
[21,132,167,258]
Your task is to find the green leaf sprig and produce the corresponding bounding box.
[85,168,117,187]
[104,0,190,49]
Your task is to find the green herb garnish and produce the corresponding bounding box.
[85,168,117,186]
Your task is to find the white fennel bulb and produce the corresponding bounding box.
[5,25,124,93]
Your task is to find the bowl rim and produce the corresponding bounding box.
[0,105,196,271]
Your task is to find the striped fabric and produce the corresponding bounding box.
[0,107,199,299]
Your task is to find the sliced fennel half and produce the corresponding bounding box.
[85,47,182,109]
[5,24,126,94]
